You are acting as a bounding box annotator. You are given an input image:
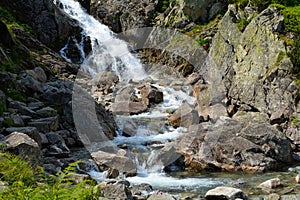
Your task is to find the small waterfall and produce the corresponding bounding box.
[54,0,146,81]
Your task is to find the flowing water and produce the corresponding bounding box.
[54,0,300,198]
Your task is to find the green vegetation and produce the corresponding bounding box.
[236,18,250,32]
[281,6,300,33]
[228,0,300,11]
[5,88,26,102]
[0,152,100,200]
[2,117,15,127]
[290,36,300,74]
[156,0,172,13]
[0,99,6,116]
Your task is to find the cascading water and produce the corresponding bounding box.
[54,0,146,81]
[54,0,232,197]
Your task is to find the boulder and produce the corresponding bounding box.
[28,116,59,133]
[177,117,292,172]
[36,107,58,118]
[26,67,47,83]
[258,178,281,189]
[100,182,133,200]
[112,102,147,115]
[1,132,42,165]
[168,103,199,128]
[140,85,163,106]
[205,186,248,200]
[106,168,119,179]
[147,192,175,200]
[5,127,41,147]
[91,150,137,175]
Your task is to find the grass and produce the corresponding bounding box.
[5,88,26,102]
[0,152,101,200]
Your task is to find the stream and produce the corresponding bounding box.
[54,0,300,199]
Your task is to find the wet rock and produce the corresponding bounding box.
[36,107,58,118]
[1,132,42,165]
[140,85,163,106]
[5,127,41,147]
[28,116,59,133]
[112,102,147,115]
[258,178,281,189]
[91,150,137,175]
[168,103,199,128]
[118,118,137,137]
[205,186,248,200]
[106,168,119,179]
[147,192,175,200]
[100,182,133,200]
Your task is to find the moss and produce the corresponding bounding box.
[236,18,250,32]
[281,6,300,33]
[5,88,26,102]
[275,51,286,66]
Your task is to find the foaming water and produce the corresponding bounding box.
[54,0,146,81]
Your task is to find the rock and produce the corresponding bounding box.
[28,116,59,133]
[199,103,228,121]
[5,127,41,147]
[9,101,36,117]
[26,67,47,83]
[90,0,156,32]
[268,193,281,200]
[47,144,69,158]
[20,74,44,93]
[91,150,137,175]
[1,132,42,165]
[168,103,199,128]
[183,0,214,22]
[106,168,119,179]
[28,101,44,110]
[147,192,175,200]
[11,114,24,126]
[205,186,248,200]
[130,183,152,196]
[42,81,73,105]
[36,107,58,118]
[177,117,292,172]
[0,20,14,47]
[117,118,138,137]
[232,111,269,124]
[140,85,163,106]
[43,163,58,174]
[39,132,49,147]
[112,102,147,115]
[100,182,133,200]
[258,178,281,189]
[295,174,300,183]
[91,71,119,86]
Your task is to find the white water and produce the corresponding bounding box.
[54,0,146,81]
[54,0,233,194]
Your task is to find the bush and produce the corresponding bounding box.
[290,36,300,74]
[0,153,100,200]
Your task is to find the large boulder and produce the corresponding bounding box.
[205,186,248,200]
[168,103,199,128]
[91,150,137,175]
[1,132,42,165]
[5,127,41,147]
[177,117,292,172]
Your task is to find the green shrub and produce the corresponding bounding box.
[281,6,300,33]
[290,36,300,74]
[0,153,100,200]
[5,88,26,102]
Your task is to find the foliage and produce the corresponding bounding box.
[5,88,26,102]
[0,152,100,200]
[289,35,300,74]
[281,6,300,33]
[2,117,15,127]
[156,0,172,13]
[236,18,250,32]
[227,0,300,11]
[0,99,6,116]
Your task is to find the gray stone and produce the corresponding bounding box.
[258,178,281,189]
[205,186,248,200]
[5,127,41,147]
[91,150,137,175]
[168,103,199,128]
[28,116,59,133]
[100,182,133,200]
[1,132,42,165]
[9,101,36,117]
[36,107,58,118]
[112,102,147,115]
[28,101,45,110]
[26,67,47,83]
[148,193,175,200]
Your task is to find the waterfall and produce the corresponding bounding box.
[53,0,146,81]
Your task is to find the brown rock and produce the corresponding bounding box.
[258,178,281,189]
